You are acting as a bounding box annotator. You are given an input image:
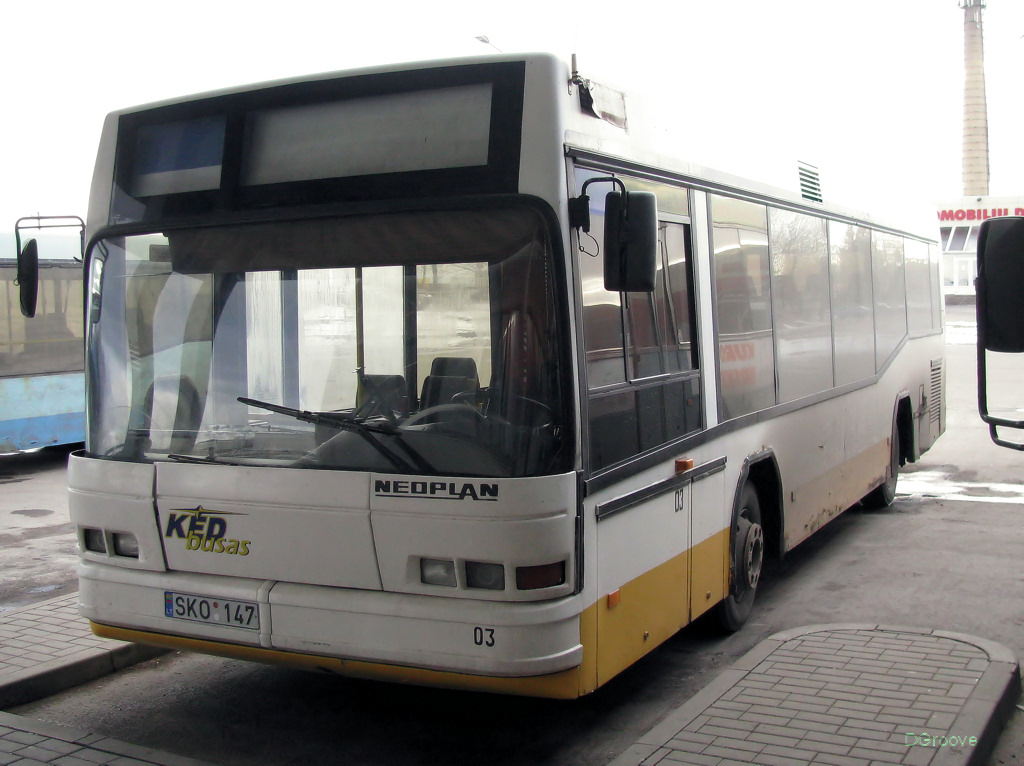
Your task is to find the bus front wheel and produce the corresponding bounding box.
[717,482,764,633]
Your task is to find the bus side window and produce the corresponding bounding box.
[711,196,775,419]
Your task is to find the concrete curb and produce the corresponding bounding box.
[0,641,167,708]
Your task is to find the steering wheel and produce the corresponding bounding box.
[352,392,399,429]
[507,395,554,428]
[403,403,488,428]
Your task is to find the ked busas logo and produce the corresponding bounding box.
[164,506,251,556]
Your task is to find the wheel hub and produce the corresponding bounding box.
[742,522,764,590]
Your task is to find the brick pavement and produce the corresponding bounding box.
[0,595,162,709]
[0,711,212,765]
[610,624,1020,766]
[0,596,202,765]
[0,597,1019,765]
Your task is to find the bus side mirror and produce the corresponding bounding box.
[603,190,657,293]
[976,216,1024,353]
[16,238,39,318]
[975,216,1024,449]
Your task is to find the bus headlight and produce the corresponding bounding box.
[112,532,140,559]
[465,561,505,590]
[82,527,106,554]
[420,558,457,587]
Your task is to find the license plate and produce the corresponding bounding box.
[164,591,259,630]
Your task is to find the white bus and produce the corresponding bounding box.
[63,54,944,698]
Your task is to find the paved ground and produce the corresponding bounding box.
[609,624,1020,766]
[0,710,212,766]
[0,595,1019,765]
[0,595,207,766]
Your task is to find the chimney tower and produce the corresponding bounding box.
[961,0,989,196]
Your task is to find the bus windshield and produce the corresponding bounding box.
[86,206,570,477]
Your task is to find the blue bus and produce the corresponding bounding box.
[1,217,85,453]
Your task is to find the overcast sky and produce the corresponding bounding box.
[2,0,1021,253]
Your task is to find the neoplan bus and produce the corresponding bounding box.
[48,54,944,698]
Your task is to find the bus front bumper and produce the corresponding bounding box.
[78,562,589,697]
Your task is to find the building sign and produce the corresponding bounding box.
[937,206,1024,222]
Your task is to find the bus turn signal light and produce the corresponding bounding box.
[516,561,566,590]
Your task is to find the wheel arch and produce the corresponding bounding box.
[737,451,784,561]
[896,394,915,466]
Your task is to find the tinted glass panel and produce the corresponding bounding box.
[663,222,697,372]
[576,168,626,388]
[0,262,84,378]
[711,195,775,418]
[625,291,666,379]
[904,239,933,335]
[769,209,833,401]
[575,168,702,471]
[132,116,225,197]
[829,222,875,385]
[622,177,689,217]
[872,232,907,369]
[588,390,639,468]
[245,85,493,185]
[85,207,569,478]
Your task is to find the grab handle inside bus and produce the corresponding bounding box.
[570,177,658,293]
[975,216,1024,449]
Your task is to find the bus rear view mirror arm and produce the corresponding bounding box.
[570,176,658,293]
[15,238,38,318]
[13,214,87,318]
[975,216,1024,448]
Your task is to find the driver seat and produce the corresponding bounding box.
[419,357,480,409]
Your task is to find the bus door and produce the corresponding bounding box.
[577,205,697,684]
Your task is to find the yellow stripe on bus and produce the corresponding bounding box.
[90,529,728,699]
[594,527,728,687]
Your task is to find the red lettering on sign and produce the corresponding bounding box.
[722,368,756,387]
[938,208,1017,222]
[721,342,755,362]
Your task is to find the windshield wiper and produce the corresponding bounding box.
[239,397,396,433]
[167,453,246,466]
[238,396,430,472]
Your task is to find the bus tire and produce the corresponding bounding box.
[717,481,764,633]
[864,418,899,509]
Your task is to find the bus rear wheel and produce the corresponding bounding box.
[864,418,900,509]
[717,482,763,633]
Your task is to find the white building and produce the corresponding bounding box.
[937,195,1024,299]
